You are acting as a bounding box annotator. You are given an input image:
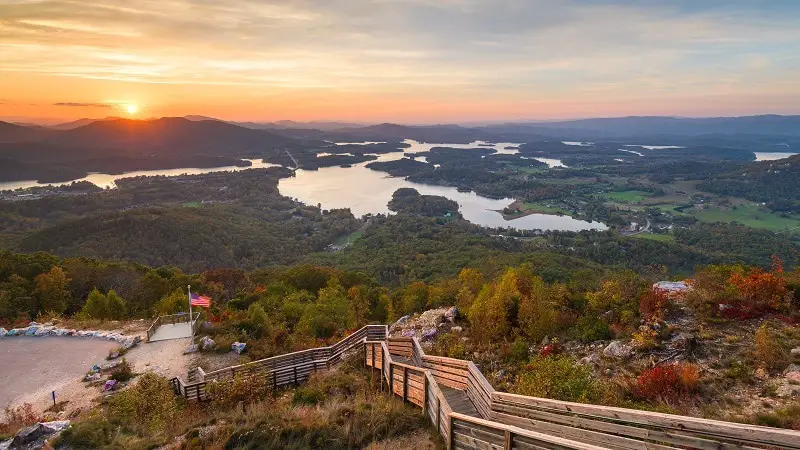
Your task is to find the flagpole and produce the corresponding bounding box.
[187,284,194,340]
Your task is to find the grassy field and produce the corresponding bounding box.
[632,233,676,242]
[182,201,201,208]
[520,202,572,215]
[333,230,364,246]
[605,190,650,203]
[690,205,800,232]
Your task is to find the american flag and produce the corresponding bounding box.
[190,293,211,307]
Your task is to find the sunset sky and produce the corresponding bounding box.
[1,0,799,124]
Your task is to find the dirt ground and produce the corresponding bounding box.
[366,429,440,450]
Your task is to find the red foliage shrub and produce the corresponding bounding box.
[634,363,699,403]
[728,268,789,316]
[539,342,562,357]
[639,289,670,321]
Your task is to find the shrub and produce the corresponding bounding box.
[509,337,530,362]
[432,333,466,359]
[515,355,597,402]
[754,404,800,430]
[1,403,40,436]
[110,358,134,382]
[109,372,179,433]
[754,324,789,373]
[639,289,669,321]
[725,360,752,381]
[631,326,659,351]
[634,363,699,403]
[571,314,612,342]
[207,372,272,410]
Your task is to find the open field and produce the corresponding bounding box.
[632,232,676,242]
[604,190,650,203]
[333,229,364,246]
[690,205,800,232]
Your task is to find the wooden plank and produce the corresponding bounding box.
[451,413,607,450]
[491,410,677,450]
[492,393,800,449]
[453,431,504,450]
[491,403,758,450]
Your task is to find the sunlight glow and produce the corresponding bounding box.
[126,104,138,114]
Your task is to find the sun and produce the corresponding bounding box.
[125,104,138,115]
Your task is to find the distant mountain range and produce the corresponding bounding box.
[1,114,798,178]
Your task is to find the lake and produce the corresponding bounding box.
[0,139,603,231]
[0,159,280,191]
[279,140,604,231]
[754,152,798,161]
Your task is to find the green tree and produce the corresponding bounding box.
[33,266,70,314]
[154,288,187,316]
[106,289,127,320]
[401,281,428,315]
[518,276,566,342]
[81,288,108,319]
[348,285,370,327]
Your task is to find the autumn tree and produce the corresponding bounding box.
[348,285,370,327]
[456,268,483,313]
[469,268,519,342]
[33,266,70,314]
[518,276,567,342]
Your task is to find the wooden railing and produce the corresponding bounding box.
[145,312,201,342]
[366,335,800,450]
[170,325,387,400]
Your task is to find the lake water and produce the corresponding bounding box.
[0,139,603,231]
[278,143,605,231]
[754,152,797,161]
[0,159,280,191]
[623,144,684,150]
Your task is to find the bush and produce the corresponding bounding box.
[1,403,40,436]
[634,363,699,404]
[754,404,800,430]
[432,333,466,359]
[207,372,272,410]
[110,358,134,382]
[515,355,597,402]
[109,372,179,433]
[571,314,612,342]
[754,324,790,373]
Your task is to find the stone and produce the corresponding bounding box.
[603,340,633,359]
[9,420,70,449]
[451,326,463,333]
[200,336,216,351]
[791,347,800,357]
[444,306,458,322]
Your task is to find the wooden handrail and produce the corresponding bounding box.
[365,333,800,450]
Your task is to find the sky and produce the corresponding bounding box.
[1,0,800,124]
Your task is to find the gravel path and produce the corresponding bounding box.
[0,335,195,418]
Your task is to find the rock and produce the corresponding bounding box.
[0,327,6,338]
[580,353,601,366]
[421,328,438,341]
[775,381,800,398]
[107,351,121,360]
[603,341,632,359]
[389,315,411,332]
[9,420,70,449]
[200,336,216,351]
[401,329,415,338]
[451,326,463,333]
[444,306,458,322]
[791,347,800,357]
[494,369,506,380]
[183,344,199,354]
[604,368,613,376]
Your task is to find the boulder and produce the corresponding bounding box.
[791,347,800,357]
[0,328,6,338]
[451,326,463,333]
[9,420,69,449]
[231,342,246,354]
[200,336,216,351]
[603,341,633,359]
[421,328,438,341]
[444,306,458,322]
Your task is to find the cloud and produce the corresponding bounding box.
[54,102,114,108]
[1,0,800,118]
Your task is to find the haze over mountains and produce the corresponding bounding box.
[0,114,799,185]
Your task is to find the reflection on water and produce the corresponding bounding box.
[623,144,684,150]
[0,159,279,191]
[279,143,605,231]
[754,152,797,161]
[521,157,567,168]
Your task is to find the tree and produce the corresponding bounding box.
[33,266,70,314]
[154,288,187,316]
[348,285,370,327]
[518,276,565,342]
[401,281,428,315]
[81,288,108,319]
[456,268,483,313]
[106,289,127,320]
[469,269,519,342]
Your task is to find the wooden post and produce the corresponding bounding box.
[448,414,454,450]
[371,343,376,368]
[388,363,394,396]
[436,395,441,435]
[272,370,277,390]
[504,429,512,450]
[402,366,408,402]
[422,374,428,417]
[293,366,298,386]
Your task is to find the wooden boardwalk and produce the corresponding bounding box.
[168,325,800,450]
